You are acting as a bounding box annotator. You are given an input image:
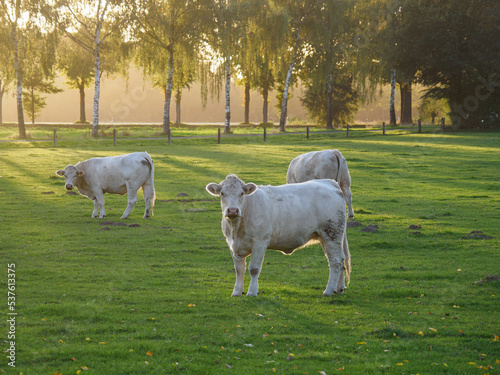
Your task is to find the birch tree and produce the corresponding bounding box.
[134,0,202,133]
[50,0,135,137]
[206,0,248,134]
[274,0,318,132]
[301,0,357,129]
[389,68,396,125]
[0,0,38,137]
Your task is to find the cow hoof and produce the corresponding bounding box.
[231,293,242,297]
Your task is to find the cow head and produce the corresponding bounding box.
[206,174,257,220]
[56,164,84,190]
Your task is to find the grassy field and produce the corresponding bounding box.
[1,129,499,374]
[0,122,428,142]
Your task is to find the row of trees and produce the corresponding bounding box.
[1,0,499,138]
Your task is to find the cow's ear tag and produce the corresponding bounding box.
[76,171,84,177]
[56,170,65,176]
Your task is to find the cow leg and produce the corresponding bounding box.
[320,238,345,296]
[342,186,354,219]
[142,182,154,219]
[247,248,266,297]
[91,199,99,218]
[92,190,106,218]
[232,256,246,297]
[121,182,138,219]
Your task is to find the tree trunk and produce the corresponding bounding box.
[326,73,333,129]
[244,82,250,124]
[389,68,396,125]
[175,89,181,126]
[262,87,268,125]
[400,82,412,124]
[12,24,26,138]
[279,56,295,132]
[163,65,173,134]
[224,56,231,134]
[79,82,86,123]
[92,42,101,137]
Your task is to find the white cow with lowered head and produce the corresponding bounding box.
[206,174,351,297]
[286,149,354,219]
[56,152,155,219]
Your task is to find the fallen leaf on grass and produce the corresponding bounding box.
[429,328,437,332]
[418,332,424,336]
[243,344,253,347]
[147,351,153,356]
[357,342,367,345]
[188,303,196,307]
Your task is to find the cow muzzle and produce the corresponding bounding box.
[225,207,240,219]
[65,184,74,190]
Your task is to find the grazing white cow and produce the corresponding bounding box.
[56,152,155,219]
[286,149,354,219]
[206,174,351,297]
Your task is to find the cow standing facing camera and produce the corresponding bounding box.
[56,152,155,219]
[206,174,351,297]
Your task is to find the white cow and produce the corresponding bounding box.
[206,174,351,297]
[286,149,354,219]
[56,152,155,219]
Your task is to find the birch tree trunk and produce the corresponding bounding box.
[12,24,26,137]
[224,56,231,134]
[92,41,101,137]
[163,65,174,134]
[326,73,334,129]
[278,56,295,132]
[389,68,396,126]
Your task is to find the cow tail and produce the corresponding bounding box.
[332,149,346,184]
[343,229,351,285]
[144,153,156,215]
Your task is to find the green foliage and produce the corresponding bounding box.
[417,97,449,125]
[1,130,499,374]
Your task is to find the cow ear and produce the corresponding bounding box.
[244,183,258,195]
[206,183,222,196]
[76,170,84,177]
[56,170,65,177]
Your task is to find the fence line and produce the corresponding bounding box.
[2,121,447,147]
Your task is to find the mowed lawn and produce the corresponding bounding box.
[1,130,499,374]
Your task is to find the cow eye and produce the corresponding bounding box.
[239,192,244,197]
[220,192,225,197]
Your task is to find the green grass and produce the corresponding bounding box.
[1,129,499,374]
[0,122,434,142]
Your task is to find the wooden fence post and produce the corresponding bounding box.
[113,129,117,146]
[306,126,309,139]
[441,117,445,132]
[263,127,267,142]
[168,129,171,145]
[418,119,422,133]
[346,124,349,138]
[53,129,57,147]
[382,122,386,135]
[218,128,221,144]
